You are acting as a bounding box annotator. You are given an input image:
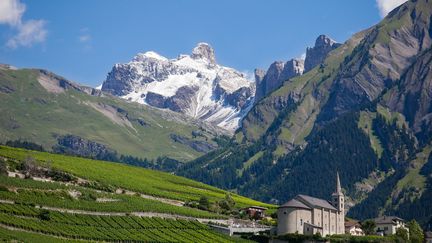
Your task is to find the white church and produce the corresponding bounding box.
[277,172,345,236]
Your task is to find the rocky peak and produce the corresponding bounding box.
[191,42,216,64]
[254,68,266,85]
[314,35,338,48]
[255,59,304,101]
[304,35,341,72]
[101,42,254,132]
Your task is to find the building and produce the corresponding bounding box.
[277,172,345,236]
[425,231,432,243]
[345,220,364,236]
[374,216,408,236]
[242,206,267,219]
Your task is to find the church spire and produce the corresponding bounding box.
[336,171,341,194]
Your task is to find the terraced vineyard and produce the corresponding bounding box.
[0,146,274,209]
[0,203,237,242]
[0,145,272,241]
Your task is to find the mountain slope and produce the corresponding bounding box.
[0,66,223,161]
[101,43,255,132]
[0,145,272,242]
[177,0,432,226]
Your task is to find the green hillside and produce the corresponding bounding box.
[0,66,222,161]
[177,0,432,227]
[0,145,273,241]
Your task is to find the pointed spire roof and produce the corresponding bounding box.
[333,171,343,196]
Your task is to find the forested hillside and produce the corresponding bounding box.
[177,0,432,226]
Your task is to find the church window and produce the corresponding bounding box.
[284,211,287,215]
[300,219,303,225]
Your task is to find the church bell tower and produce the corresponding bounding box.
[332,171,345,234]
[332,172,344,213]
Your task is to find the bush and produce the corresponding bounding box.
[38,210,51,221]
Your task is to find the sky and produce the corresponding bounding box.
[0,0,406,87]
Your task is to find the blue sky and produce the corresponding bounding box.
[0,0,405,87]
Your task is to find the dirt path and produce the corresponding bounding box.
[35,205,228,224]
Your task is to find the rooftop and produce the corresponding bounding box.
[296,194,337,211]
[374,216,405,225]
[279,199,311,210]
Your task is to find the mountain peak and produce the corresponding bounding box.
[314,35,338,48]
[191,42,216,64]
[132,51,168,62]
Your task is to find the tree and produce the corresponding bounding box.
[38,210,51,221]
[220,193,235,210]
[23,155,37,178]
[360,220,376,235]
[407,219,424,243]
[394,227,409,242]
[198,196,210,210]
[0,159,7,175]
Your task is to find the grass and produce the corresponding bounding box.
[0,146,275,210]
[395,146,431,193]
[0,68,217,161]
[376,105,407,129]
[237,151,264,176]
[358,111,384,158]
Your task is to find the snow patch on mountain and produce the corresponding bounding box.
[101,43,255,132]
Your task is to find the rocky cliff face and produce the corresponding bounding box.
[254,35,340,102]
[254,59,304,101]
[304,35,341,72]
[101,43,255,132]
[319,1,432,122]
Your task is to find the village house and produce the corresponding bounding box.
[277,172,345,236]
[345,220,364,236]
[241,206,267,220]
[425,231,432,243]
[373,216,408,236]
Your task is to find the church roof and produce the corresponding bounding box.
[279,199,311,210]
[296,194,337,211]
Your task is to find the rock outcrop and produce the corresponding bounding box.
[304,35,341,72]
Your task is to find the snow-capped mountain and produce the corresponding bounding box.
[101,43,255,132]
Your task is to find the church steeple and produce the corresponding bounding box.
[332,171,344,212]
[335,171,342,195]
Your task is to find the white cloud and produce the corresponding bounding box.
[77,28,92,50]
[78,34,91,43]
[0,0,47,49]
[6,20,47,48]
[376,0,407,18]
[0,0,25,26]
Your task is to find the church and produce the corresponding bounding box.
[277,172,345,236]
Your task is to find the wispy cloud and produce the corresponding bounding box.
[0,0,47,49]
[6,19,47,48]
[78,27,92,50]
[78,34,91,43]
[376,0,407,18]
